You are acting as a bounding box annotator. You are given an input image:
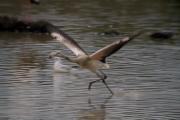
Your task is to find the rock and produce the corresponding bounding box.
[150,31,174,39]
[0,16,54,33]
[30,0,40,5]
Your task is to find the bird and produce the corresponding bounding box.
[49,29,143,94]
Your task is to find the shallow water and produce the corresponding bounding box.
[0,0,180,120]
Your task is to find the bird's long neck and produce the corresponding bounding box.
[58,54,77,63]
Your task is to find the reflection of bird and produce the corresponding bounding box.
[49,30,143,94]
[79,95,112,120]
[49,52,74,73]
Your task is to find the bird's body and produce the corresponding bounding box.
[71,55,109,72]
[49,29,143,94]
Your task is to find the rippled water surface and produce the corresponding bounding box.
[0,0,180,119]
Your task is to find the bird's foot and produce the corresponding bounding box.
[88,80,99,90]
[88,82,93,90]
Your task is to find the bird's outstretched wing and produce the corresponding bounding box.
[90,31,143,62]
[51,29,88,56]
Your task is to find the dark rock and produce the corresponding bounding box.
[0,16,55,34]
[150,31,174,39]
[30,0,40,5]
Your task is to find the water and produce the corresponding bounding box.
[0,0,180,119]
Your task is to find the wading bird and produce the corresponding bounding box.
[49,30,143,94]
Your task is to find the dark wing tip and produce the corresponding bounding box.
[90,30,144,63]
[128,30,145,41]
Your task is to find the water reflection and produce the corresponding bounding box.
[52,72,114,120]
[79,95,112,120]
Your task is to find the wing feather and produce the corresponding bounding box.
[51,29,87,56]
[90,31,143,62]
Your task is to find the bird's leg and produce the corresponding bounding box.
[99,70,114,95]
[88,70,104,90]
[88,70,113,95]
[88,79,101,90]
[102,79,113,95]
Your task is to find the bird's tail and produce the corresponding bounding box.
[92,60,110,70]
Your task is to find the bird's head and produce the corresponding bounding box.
[48,51,65,59]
